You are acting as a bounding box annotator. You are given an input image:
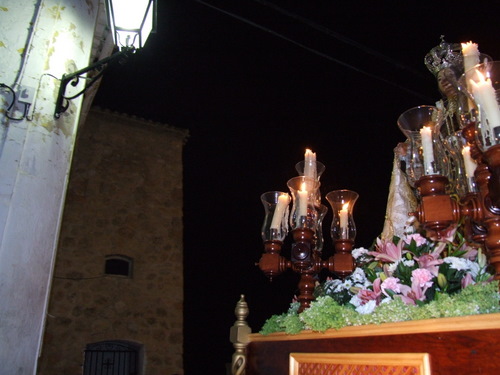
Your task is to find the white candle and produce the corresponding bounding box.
[469,70,500,139]
[420,126,435,174]
[303,148,316,179]
[461,146,477,178]
[297,183,308,219]
[462,41,480,73]
[270,194,290,230]
[339,203,349,238]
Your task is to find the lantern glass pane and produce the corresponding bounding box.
[111,0,150,29]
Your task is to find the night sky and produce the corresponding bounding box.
[93,1,500,373]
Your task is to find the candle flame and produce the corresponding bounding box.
[304,148,316,159]
[461,41,478,53]
[300,182,307,192]
[279,193,290,204]
[470,69,490,89]
[342,203,349,211]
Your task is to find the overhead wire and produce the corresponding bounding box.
[250,0,426,79]
[194,0,433,102]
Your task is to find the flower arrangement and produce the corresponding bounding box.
[260,227,500,335]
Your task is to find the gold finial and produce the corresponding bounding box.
[230,295,251,375]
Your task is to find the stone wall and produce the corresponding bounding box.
[37,107,188,375]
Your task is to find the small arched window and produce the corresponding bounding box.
[104,255,133,278]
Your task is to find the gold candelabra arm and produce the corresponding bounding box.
[230,295,251,375]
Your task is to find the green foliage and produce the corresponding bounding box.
[259,302,303,335]
[259,281,500,335]
[300,297,358,331]
[260,311,304,335]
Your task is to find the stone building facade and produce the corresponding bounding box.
[37,107,188,375]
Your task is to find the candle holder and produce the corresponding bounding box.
[258,192,291,281]
[295,160,326,181]
[314,204,328,254]
[441,124,473,197]
[287,176,319,230]
[397,106,449,185]
[460,61,500,151]
[325,190,358,242]
[325,190,358,279]
[257,153,355,313]
[260,191,290,242]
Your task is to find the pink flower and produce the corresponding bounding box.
[369,238,404,263]
[414,252,443,277]
[404,233,427,246]
[380,277,403,297]
[357,289,380,305]
[461,273,474,288]
[411,268,434,288]
[399,269,435,305]
[354,278,382,306]
[460,245,478,261]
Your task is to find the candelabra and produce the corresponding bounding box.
[407,40,500,280]
[257,40,500,314]
[257,151,356,312]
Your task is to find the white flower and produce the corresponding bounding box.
[350,267,367,284]
[444,257,468,270]
[324,279,342,294]
[355,300,377,314]
[349,294,362,307]
[403,259,415,267]
[352,247,369,259]
[444,257,480,276]
[342,279,353,290]
[468,262,480,277]
[386,261,399,274]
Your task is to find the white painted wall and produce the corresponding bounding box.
[0,1,100,373]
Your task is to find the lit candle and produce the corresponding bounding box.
[461,146,477,178]
[297,182,308,219]
[462,42,481,109]
[420,126,435,174]
[462,41,480,73]
[469,70,500,139]
[303,148,316,179]
[339,203,349,238]
[270,194,290,230]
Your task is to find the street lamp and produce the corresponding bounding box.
[106,0,157,50]
[54,0,157,118]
